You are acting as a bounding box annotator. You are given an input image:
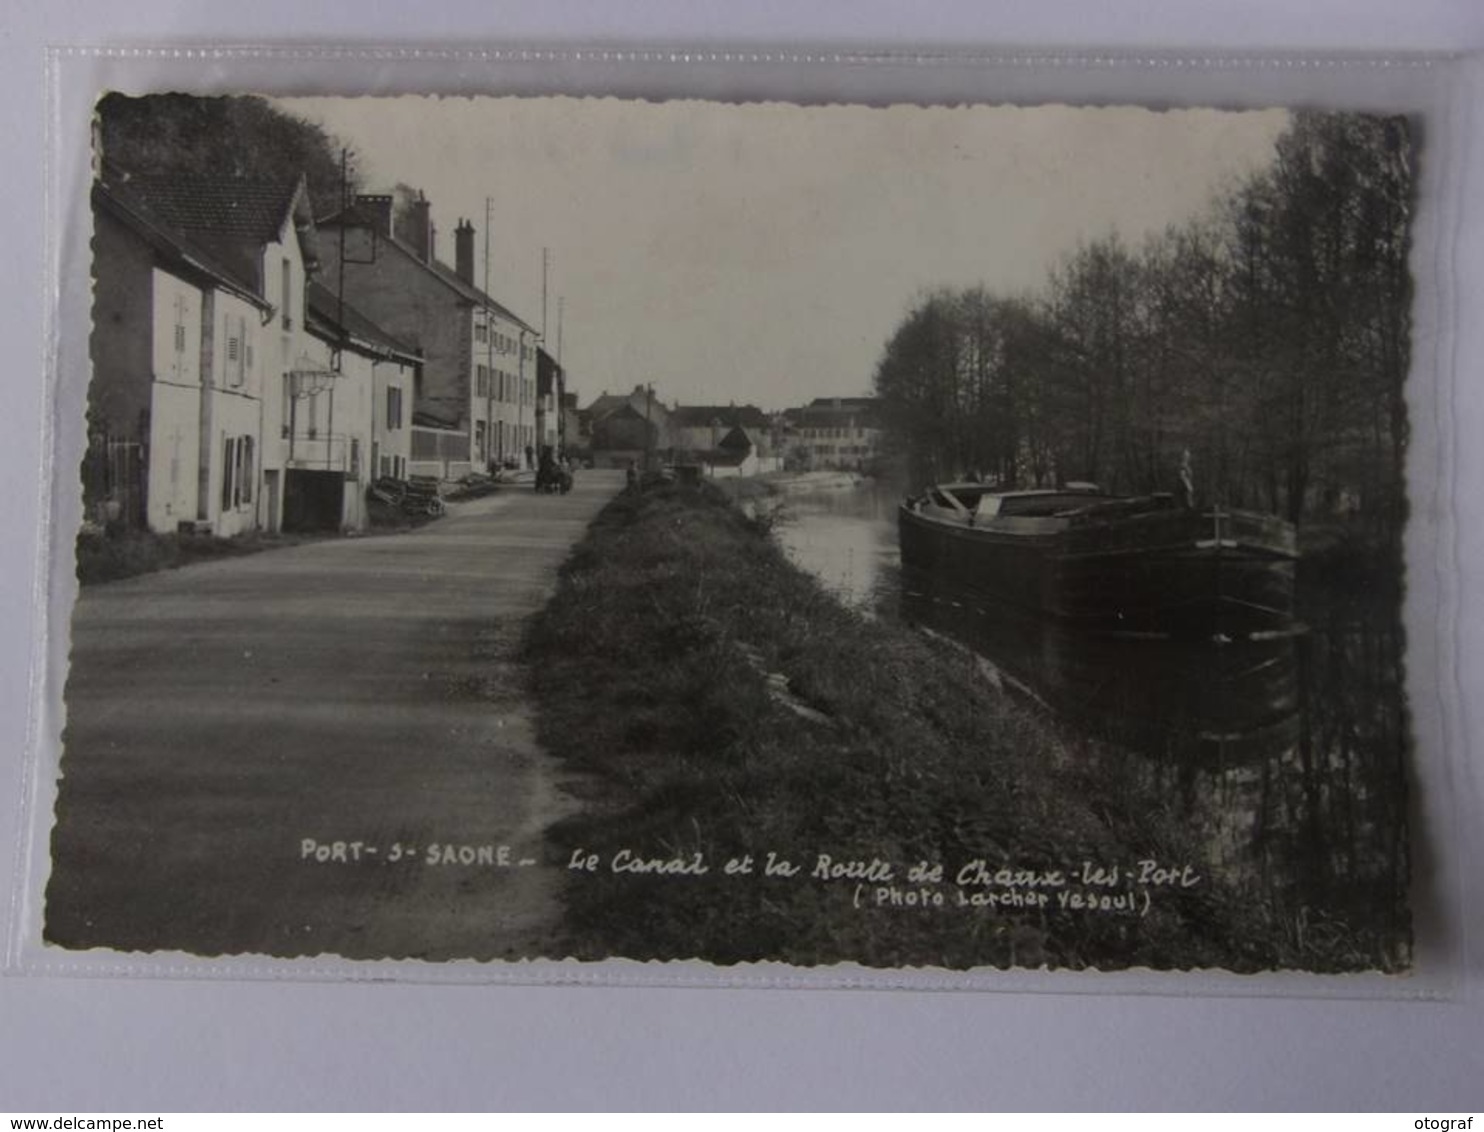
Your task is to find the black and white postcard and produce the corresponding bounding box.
[42,92,1416,975]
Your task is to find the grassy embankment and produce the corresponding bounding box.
[73,491,454,586]
[74,527,322,585]
[522,481,1297,972]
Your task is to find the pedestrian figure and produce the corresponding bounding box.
[1177,448,1196,509]
[626,459,639,494]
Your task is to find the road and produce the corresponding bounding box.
[44,470,621,961]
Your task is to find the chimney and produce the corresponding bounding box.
[455,219,476,285]
[407,192,433,264]
[354,194,394,236]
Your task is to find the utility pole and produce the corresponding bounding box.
[483,196,494,470]
[645,382,654,472]
[554,296,564,459]
[541,247,550,342]
[336,149,348,352]
[517,327,529,469]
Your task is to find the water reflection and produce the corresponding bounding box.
[773,483,1411,968]
[770,484,901,613]
[900,579,1301,765]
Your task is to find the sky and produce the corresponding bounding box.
[278,96,1288,413]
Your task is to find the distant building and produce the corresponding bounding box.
[701,426,769,479]
[536,347,564,459]
[560,392,584,459]
[783,396,884,471]
[317,195,538,475]
[669,404,775,461]
[586,385,672,468]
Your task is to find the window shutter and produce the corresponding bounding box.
[174,295,187,361]
[221,436,233,511]
[227,315,246,387]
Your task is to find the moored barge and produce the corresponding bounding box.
[898,484,1299,639]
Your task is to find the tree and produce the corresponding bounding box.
[1221,112,1414,527]
[95,93,359,216]
[869,110,1413,540]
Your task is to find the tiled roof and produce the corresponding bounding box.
[319,207,536,333]
[305,280,420,361]
[787,408,883,430]
[670,404,769,430]
[111,171,314,295]
[121,174,301,243]
[786,398,883,429]
[596,402,646,422]
[586,391,669,423]
[717,425,753,452]
[429,258,535,331]
[585,394,629,418]
[93,176,268,307]
[808,396,881,411]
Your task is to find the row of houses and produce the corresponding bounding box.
[781,397,884,471]
[576,392,885,476]
[87,169,565,537]
[318,194,565,481]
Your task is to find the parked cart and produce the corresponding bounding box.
[369,475,446,517]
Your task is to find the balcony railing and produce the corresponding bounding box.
[284,431,363,479]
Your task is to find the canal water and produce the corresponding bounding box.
[772,482,1411,969]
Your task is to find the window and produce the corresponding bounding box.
[232,438,242,507]
[220,434,253,510]
[281,258,292,330]
[225,314,246,387]
[386,387,403,430]
[477,364,489,398]
[242,437,254,504]
[169,292,186,363]
[475,321,487,343]
[221,437,233,511]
